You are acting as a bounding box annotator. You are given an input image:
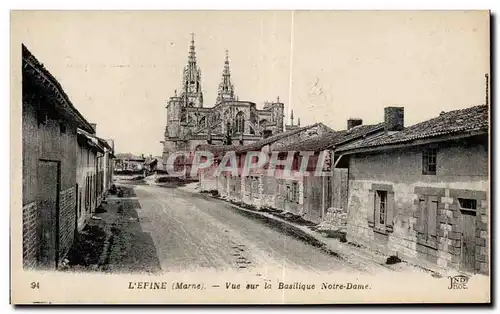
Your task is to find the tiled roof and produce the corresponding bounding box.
[194,124,328,155]
[276,123,385,152]
[115,153,144,160]
[235,123,327,153]
[195,144,240,155]
[77,129,104,152]
[96,136,112,150]
[337,105,489,153]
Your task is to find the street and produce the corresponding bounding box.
[122,182,355,273]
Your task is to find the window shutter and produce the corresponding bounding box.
[386,192,395,232]
[367,190,375,227]
[418,197,427,234]
[427,196,438,236]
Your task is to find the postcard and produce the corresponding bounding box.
[10,10,490,304]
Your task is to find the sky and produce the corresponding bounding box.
[12,11,490,156]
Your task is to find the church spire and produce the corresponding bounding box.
[188,33,196,64]
[216,49,236,103]
[181,33,203,107]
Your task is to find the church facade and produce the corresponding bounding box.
[162,34,298,168]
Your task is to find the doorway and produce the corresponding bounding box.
[37,160,60,269]
[459,198,478,273]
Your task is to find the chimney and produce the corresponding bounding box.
[106,139,115,151]
[347,118,363,130]
[384,107,404,132]
[90,123,97,134]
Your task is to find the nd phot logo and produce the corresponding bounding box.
[448,275,469,290]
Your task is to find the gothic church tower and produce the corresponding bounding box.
[216,49,236,104]
[181,33,204,107]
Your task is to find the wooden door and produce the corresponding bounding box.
[332,169,348,210]
[426,196,438,245]
[312,178,323,222]
[460,210,477,273]
[304,177,322,223]
[324,176,332,209]
[37,160,59,269]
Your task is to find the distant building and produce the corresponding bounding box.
[273,120,385,223]
[114,154,146,172]
[284,110,301,132]
[162,34,297,169]
[197,123,333,203]
[76,128,115,231]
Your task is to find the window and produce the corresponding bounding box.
[59,122,66,134]
[235,111,245,133]
[288,182,299,203]
[199,116,206,127]
[375,190,387,227]
[458,198,477,215]
[422,147,437,175]
[293,182,299,203]
[369,185,395,233]
[292,155,299,171]
[250,176,259,196]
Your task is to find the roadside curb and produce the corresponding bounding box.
[196,193,447,275]
[198,194,384,272]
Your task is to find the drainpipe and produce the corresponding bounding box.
[322,148,334,221]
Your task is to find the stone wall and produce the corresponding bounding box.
[317,207,348,233]
[200,166,218,191]
[261,175,277,207]
[59,187,76,264]
[22,201,38,269]
[346,142,489,274]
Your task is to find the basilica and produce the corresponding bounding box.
[162,34,299,166]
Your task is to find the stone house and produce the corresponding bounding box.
[336,105,489,275]
[196,123,332,203]
[273,120,386,223]
[76,129,114,231]
[99,138,115,194]
[22,44,96,269]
